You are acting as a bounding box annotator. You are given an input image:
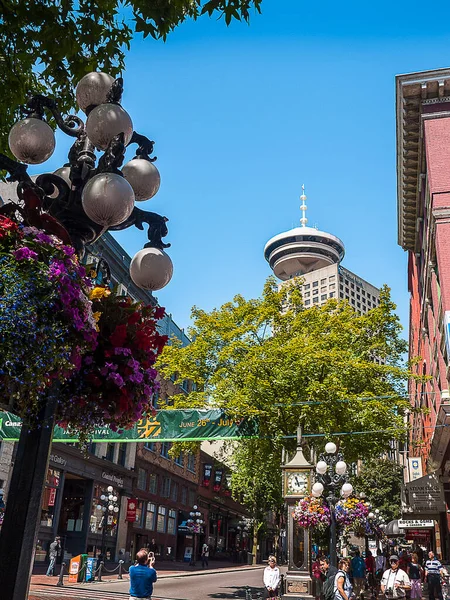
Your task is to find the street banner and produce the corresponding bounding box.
[126,498,138,522]
[213,468,223,492]
[408,457,423,482]
[202,464,213,487]
[0,409,258,443]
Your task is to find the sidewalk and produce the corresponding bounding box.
[29,561,264,591]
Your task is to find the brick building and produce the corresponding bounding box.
[396,68,450,558]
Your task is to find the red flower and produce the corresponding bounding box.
[154,306,165,320]
[109,324,128,347]
[128,312,141,326]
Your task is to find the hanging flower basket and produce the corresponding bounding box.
[58,288,168,432]
[0,217,98,417]
[292,496,332,531]
[335,496,369,532]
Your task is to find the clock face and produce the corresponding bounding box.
[286,472,309,495]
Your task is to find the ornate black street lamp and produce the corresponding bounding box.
[313,442,352,567]
[96,485,120,561]
[187,504,204,566]
[0,71,173,600]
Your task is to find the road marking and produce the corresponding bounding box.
[30,589,186,600]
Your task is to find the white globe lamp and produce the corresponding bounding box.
[325,442,337,454]
[316,460,328,475]
[312,482,324,496]
[86,104,133,150]
[341,482,353,497]
[122,159,161,201]
[82,172,135,227]
[9,118,55,164]
[130,247,173,291]
[76,72,115,112]
[335,461,347,475]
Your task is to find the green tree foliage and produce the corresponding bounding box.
[159,278,410,462]
[0,0,262,152]
[353,458,404,521]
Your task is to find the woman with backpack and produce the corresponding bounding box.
[335,558,354,600]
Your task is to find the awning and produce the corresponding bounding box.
[384,520,405,536]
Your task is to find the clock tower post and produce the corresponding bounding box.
[281,427,314,600]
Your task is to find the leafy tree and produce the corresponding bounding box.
[353,458,404,522]
[0,0,262,152]
[159,278,411,463]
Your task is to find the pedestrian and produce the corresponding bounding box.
[201,542,210,568]
[408,553,423,600]
[351,550,367,599]
[380,555,411,599]
[264,555,281,598]
[320,556,338,583]
[129,549,157,600]
[425,551,445,600]
[312,555,323,600]
[366,551,376,590]
[46,536,61,577]
[149,538,158,555]
[335,558,353,600]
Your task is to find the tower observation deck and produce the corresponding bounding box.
[264,187,345,281]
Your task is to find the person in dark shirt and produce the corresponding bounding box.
[129,550,157,600]
[320,556,338,582]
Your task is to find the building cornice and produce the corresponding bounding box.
[396,68,450,251]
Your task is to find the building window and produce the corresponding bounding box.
[329,275,335,281]
[149,473,158,494]
[144,442,156,452]
[329,292,335,298]
[167,509,177,535]
[362,290,365,296]
[305,299,310,306]
[161,442,172,458]
[174,451,184,467]
[356,294,360,301]
[304,283,310,290]
[187,453,196,473]
[188,489,196,506]
[105,443,114,462]
[304,291,310,298]
[88,442,97,455]
[134,501,145,528]
[157,506,167,532]
[329,283,335,290]
[171,482,178,502]
[181,486,187,505]
[320,286,327,293]
[162,477,171,498]
[313,289,318,295]
[321,278,326,284]
[145,502,156,530]
[321,294,327,301]
[313,281,318,287]
[357,302,361,309]
[118,443,126,467]
[40,468,61,528]
[137,468,147,490]
[313,297,319,304]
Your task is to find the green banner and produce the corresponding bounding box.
[0,410,258,443]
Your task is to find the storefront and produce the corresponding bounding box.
[34,444,134,565]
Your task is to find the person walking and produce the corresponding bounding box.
[201,542,210,568]
[408,553,423,600]
[46,536,61,577]
[335,558,353,600]
[425,551,445,600]
[264,555,281,598]
[352,551,367,599]
[320,556,338,583]
[129,549,157,600]
[312,556,323,600]
[380,555,411,599]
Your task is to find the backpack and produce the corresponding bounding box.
[323,570,345,600]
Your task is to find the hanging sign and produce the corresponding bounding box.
[408,458,423,482]
[126,498,138,522]
[213,469,223,492]
[0,410,258,443]
[203,464,213,487]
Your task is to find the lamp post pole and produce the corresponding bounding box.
[0,72,173,600]
[314,443,352,568]
[187,504,204,566]
[96,485,120,561]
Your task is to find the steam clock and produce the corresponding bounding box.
[281,428,314,600]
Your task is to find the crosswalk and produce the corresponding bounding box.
[29,588,180,600]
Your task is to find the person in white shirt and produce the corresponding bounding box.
[264,556,281,598]
[201,543,210,568]
[381,555,411,599]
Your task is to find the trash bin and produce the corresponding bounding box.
[247,552,254,565]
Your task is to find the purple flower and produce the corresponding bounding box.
[107,372,125,387]
[13,247,38,261]
[35,232,54,245]
[114,347,132,356]
[62,246,75,256]
[129,372,144,384]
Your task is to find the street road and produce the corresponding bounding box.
[29,566,268,600]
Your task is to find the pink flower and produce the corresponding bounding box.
[13,247,38,261]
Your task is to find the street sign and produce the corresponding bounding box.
[398,519,434,528]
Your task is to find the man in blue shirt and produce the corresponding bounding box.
[425,550,444,600]
[351,550,367,599]
[129,550,157,600]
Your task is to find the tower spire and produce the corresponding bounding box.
[300,184,307,227]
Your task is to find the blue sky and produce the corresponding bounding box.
[33,0,450,333]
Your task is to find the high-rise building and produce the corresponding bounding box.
[264,186,380,314]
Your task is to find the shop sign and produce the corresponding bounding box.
[408,458,423,482]
[398,519,434,528]
[213,469,223,492]
[126,498,138,522]
[203,464,213,487]
[102,472,124,487]
[49,453,67,467]
[405,474,446,513]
